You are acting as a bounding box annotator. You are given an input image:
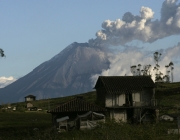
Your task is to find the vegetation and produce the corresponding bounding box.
[155,82,180,115]
[0,82,180,139]
[0,91,96,112]
[0,48,5,57]
[0,112,52,140]
[0,116,178,140]
[130,52,174,83]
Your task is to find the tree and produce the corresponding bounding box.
[130,64,151,76]
[130,51,174,83]
[169,61,174,82]
[142,64,151,76]
[163,62,174,82]
[153,52,164,82]
[153,52,175,83]
[0,49,5,57]
[154,52,161,65]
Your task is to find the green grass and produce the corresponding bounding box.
[158,94,180,107]
[0,112,52,140]
[154,82,180,115]
[0,118,178,140]
[0,112,52,128]
[0,91,97,139]
[0,82,180,139]
[156,82,180,88]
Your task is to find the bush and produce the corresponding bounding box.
[16,103,26,112]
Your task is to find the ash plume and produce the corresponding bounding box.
[90,0,180,84]
[89,0,180,47]
[91,43,180,85]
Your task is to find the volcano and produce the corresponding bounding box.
[0,42,109,103]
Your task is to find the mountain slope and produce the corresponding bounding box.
[0,42,109,103]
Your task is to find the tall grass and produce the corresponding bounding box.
[0,118,178,140]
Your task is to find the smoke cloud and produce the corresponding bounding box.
[89,0,180,47]
[0,76,17,88]
[90,0,180,85]
[91,43,180,85]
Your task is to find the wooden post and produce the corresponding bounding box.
[155,109,159,123]
[177,116,180,140]
[91,112,93,121]
[140,108,141,124]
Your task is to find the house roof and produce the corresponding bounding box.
[94,76,155,94]
[24,95,36,98]
[47,97,106,113]
[56,116,69,122]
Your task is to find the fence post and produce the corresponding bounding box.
[177,116,180,140]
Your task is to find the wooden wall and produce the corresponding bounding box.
[96,88,106,106]
[110,109,127,122]
[105,94,125,107]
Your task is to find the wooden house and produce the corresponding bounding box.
[47,96,107,129]
[24,95,36,102]
[94,76,156,123]
[26,102,33,108]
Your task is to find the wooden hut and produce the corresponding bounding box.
[26,102,33,108]
[47,96,107,129]
[94,76,156,123]
[24,95,36,102]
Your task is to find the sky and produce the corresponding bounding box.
[0,0,180,83]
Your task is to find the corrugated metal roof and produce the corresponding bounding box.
[94,76,155,94]
[47,97,106,113]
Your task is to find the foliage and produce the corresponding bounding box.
[0,117,178,140]
[16,103,26,112]
[0,112,51,128]
[0,48,5,57]
[130,52,175,83]
[0,83,180,139]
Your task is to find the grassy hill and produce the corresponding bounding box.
[1,82,180,114]
[0,90,97,139]
[0,90,96,112]
[155,82,180,115]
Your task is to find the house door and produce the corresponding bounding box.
[129,94,133,106]
[127,108,134,122]
[125,93,133,106]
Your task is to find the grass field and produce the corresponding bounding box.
[0,91,97,139]
[0,112,51,128]
[0,112,52,139]
[0,113,178,140]
[0,82,180,139]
